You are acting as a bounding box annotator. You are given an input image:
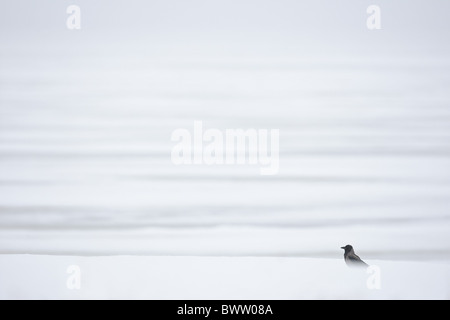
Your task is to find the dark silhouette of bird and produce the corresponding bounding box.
[341,245,369,267]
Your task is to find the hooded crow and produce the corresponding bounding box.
[341,245,369,267]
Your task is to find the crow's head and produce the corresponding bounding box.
[340,245,354,253]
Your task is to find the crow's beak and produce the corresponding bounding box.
[340,246,345,249]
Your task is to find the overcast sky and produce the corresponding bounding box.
[1,0,450,59]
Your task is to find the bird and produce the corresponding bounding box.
[341,245,369,267]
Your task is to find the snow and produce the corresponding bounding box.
[1,0,450,299]
[0,255,448,300]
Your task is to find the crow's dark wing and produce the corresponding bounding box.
[348,253,369,266]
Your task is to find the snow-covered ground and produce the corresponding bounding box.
[1,55,450,261]
[0,255,448,300]
[1,1,450,299]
